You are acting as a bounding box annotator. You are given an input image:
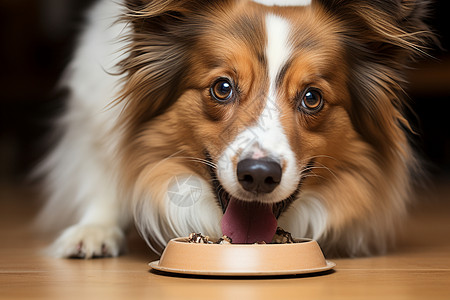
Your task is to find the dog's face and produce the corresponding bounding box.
[120,0,431,253]
[169,4,350,202]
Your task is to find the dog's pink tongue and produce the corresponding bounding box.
[221,198,277,244]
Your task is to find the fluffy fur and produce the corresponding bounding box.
[38,0,433,258]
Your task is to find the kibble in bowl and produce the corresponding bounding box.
[186,233,232,245]
[186,227,295,245]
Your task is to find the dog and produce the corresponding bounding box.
[37,0,433,258]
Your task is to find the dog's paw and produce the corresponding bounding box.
[50,224,126,259]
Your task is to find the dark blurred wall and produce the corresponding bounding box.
[0,0,449,183]
[407,0,450,177]
[0,0,95,182]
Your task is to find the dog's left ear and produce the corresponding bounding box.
[316,0,420,19]
[314,0,433,59]
[313,0,436,159]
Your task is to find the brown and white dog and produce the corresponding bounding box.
[38,0,433,258]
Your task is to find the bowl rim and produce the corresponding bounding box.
[169,236,315,246]
[149,260,336,276]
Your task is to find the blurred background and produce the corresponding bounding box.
[0,0,449,186]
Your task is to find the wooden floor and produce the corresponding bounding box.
[1,181,449,300]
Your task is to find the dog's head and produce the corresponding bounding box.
[119,0,432,254]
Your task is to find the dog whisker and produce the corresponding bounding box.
[303,154,340,162]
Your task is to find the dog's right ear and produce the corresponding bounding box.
[125,0,196,14]
[118,0,235,130]
[124,0,194,33]
[124,0,232,33]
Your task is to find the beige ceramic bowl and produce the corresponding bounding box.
[149,237,335,276]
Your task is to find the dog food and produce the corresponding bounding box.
[271,227,295,244]
[187,227,295,244]
[187,233,232,244]
[217,235,233,245]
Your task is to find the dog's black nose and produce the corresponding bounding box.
[237,158,282,194]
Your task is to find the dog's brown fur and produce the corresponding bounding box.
[38,0,435,259]
[114,0,434,256]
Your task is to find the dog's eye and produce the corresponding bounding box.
[211,78,234,102]
[300,88,323,113]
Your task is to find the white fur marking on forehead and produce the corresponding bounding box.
[253,0,311,6]
[265,14,292,88]
[215,14,299,203]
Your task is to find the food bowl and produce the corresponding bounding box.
[149,237,335,276]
